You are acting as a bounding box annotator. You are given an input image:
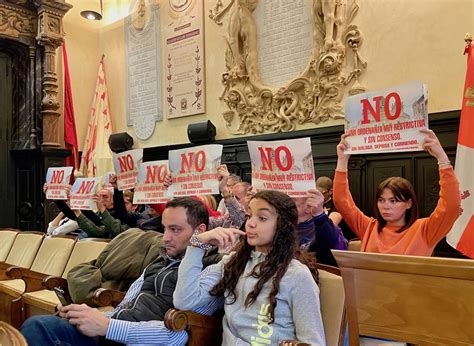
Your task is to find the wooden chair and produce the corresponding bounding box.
[0,235,77,327]
[0,232,45,280]
[347,238,361,252]
[333,250,474,346]
[21,238,110,322]
[0,229,19,262]
[0,321,27,346]
[164,264,346,346]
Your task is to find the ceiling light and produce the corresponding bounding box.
[80,0,103,21]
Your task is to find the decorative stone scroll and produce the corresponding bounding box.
[209,0,367,135]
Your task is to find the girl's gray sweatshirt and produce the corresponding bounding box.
[174,246,326,345]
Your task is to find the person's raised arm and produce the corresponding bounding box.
[336,133,351,172]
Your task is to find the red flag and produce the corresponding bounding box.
[62,41,79,172]
[79,56,114,178]
[447,39,474,258]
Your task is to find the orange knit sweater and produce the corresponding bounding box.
[333,167,461,256]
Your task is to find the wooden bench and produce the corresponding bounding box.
[333,250,474,346]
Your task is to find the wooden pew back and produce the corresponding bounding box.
[333,250,474,346]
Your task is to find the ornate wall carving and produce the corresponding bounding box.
[209,0,367,135]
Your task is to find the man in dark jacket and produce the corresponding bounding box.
[21,197,222,345]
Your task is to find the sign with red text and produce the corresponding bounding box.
[112,149,143,190]
[69,177,101,210]
[168,144,223,197]
[248,138,315,197]
[45,167,74,200]
[344,81,428,154]
[134,160,170,204]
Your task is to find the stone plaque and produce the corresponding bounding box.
[125,0,162,139]
[254,0,313,87]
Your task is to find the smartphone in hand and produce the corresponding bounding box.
[53,287,73,306]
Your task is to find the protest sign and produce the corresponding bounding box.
[344,81,428,154]
[134,160,169,204]
[248,138,315,197]
[45,167,74,200]
[112,149,143,190]
[69,177,101,210]
[168,144,223,197]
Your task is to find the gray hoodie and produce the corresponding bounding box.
[174,246,326,345]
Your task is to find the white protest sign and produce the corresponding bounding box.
[112,149,143,191]
[69,177,101,210]
[134,160,169,204]
[168,144,223,197]
[45,167,74,200]
[248,138,315,197]
[344,81,428,154]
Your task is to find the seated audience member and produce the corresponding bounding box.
[199,194,218,212]
[231,181,251,210]
[174,190,326,345]
[217,173,242,214]
[72,191,130,239]
[47,211,79,236]
[294,189,348,266]
[316,176,356,240]
[165,164,246,230]
[334,128,461,255]
[109,174,164,232]
[21,197,222,346]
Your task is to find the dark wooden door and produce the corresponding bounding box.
[0,53,16,227]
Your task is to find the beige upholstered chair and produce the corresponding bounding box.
[0,229,19,262]
[317,264,346,346]
[333,250,474,346]
[0,321,27,346]
[347,238,361,252]
[0,232,44,280]
[0,235,77,326]
[22,238,110,320]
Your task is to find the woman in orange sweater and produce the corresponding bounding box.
[333,128,461,256]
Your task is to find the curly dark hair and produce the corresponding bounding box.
[209,190,318,322]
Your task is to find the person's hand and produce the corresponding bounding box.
[197,227,245,249]
[93,194,106,212]
[63,304,110,337]
[336,133,351,171]
[337,133,351,161]
[420,128,449,162]
[108,173,118,189]
[305,189,325,217]
[65,184,72,197]
[163,173,173,188]
[217,164,230,193]
[43,183,49,193]
[56,303,68,319]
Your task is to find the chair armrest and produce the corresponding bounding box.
[164,309,222,346]
[92,288,125,307]
[42,276,69,291]
[5,266,47,292]
[279,341,310,346]
[0,262,16,280]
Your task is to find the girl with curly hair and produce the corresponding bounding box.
[174,190,326,345]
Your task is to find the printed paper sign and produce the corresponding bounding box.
[45,167,74,200]
[113,149,143,190]
[69,177,101,210]
[344,81,429,154]
[248,138,315,197]
[134,160,170,204]
[168,144,223,197]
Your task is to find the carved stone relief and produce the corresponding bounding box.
[209,0,367,135]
